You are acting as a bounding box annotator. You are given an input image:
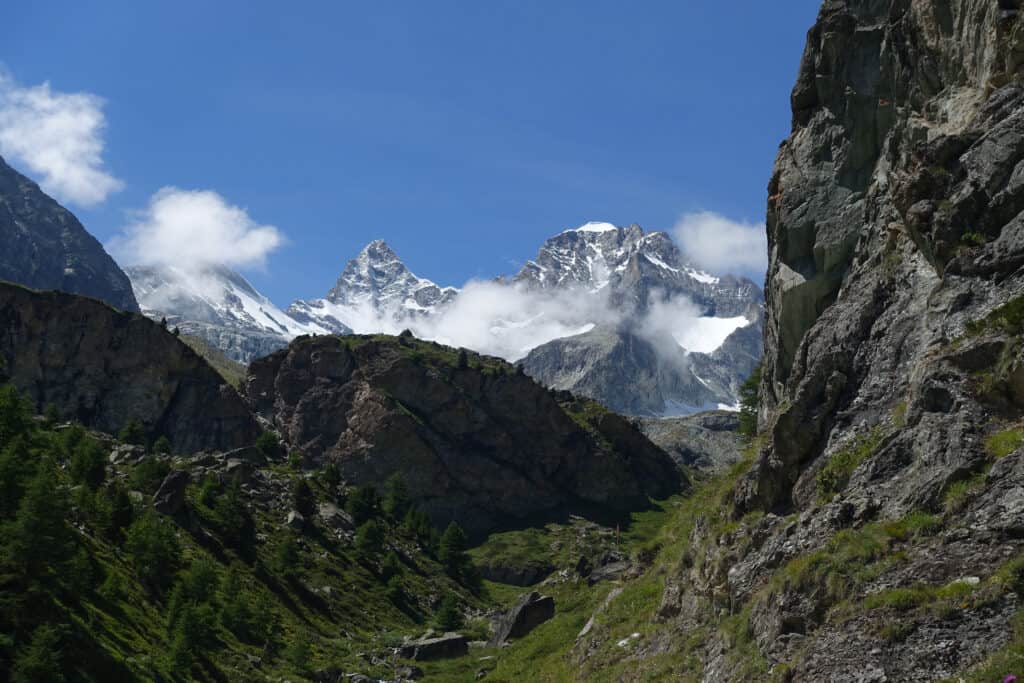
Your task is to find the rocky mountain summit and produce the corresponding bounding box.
[286,239,457,335]
[247,333,684,536]
[0,155,138,312]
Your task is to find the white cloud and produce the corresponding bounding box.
[110,187,284,270]
[673,211,767,276]
[0,71,122,206]
[409,280,619,361]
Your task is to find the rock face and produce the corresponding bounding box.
[0,283,260,453]
[246,334,684,536]
[152,469,190,515]
[489,592,555,646]
[643,2,1024,680]
[0,155,138,312]
[637,410,744,473]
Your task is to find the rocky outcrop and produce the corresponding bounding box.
[153,469,189,515]
[0,155,138,312]
[0,283,260,452]
[397,633,468,661]
[246,334,684,536]
[638,410,744,473]
[642,2,1024,681]
[489,592,555,646]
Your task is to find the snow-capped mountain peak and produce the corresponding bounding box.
[126,264,339,361]
[287,240,458,335]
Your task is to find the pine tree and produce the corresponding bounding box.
[118,419,147,446]
[435,593,463,631]
[382,473,410,519]
[437,522,469,579]
[69,437,106,490]
[738,363,762,438]
[291,478,316,518]
[9,459,77,583]
[124,510,180,593]
[355,519,385,556]
[345,485,378,525]
[0,384,32,448]
[153,436,172,455]
[11,624,65,683]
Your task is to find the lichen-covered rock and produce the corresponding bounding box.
[0,283,260,453]
[247,335,684,536]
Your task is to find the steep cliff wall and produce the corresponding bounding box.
[0,283,259,453]
[642,2,1024,679]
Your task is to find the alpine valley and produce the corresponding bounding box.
[4,1,1024,682]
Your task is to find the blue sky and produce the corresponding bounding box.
[4,1,820,304]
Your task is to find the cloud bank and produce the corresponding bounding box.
[0,71,122,206]
[673,211,767,276]
[110,188,284,270]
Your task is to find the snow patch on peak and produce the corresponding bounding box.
[567,221,619,234]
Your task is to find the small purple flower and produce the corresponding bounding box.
[1004,675,1017,683]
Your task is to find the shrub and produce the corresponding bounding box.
[153,436,172,455]
[738,364,762,437]
[943,474,986,514]
[254,431,280,458]
[129,458,171,495]
[118,419,147,447]
[985,428,1024,459]
[435,593,463,631]
[322,462,341,491]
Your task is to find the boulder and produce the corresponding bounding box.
[224,458,254,484]
[397,633,469,661]
[489,591,555,646]
[152,469,189,515]
[587,560,633,586]
[318,502,355,531]
[286,510,306,530]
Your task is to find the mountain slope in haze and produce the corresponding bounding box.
[131,224,763,415]
[127,264,344,363]
[518,223,763,415]
[0,155,139,312]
